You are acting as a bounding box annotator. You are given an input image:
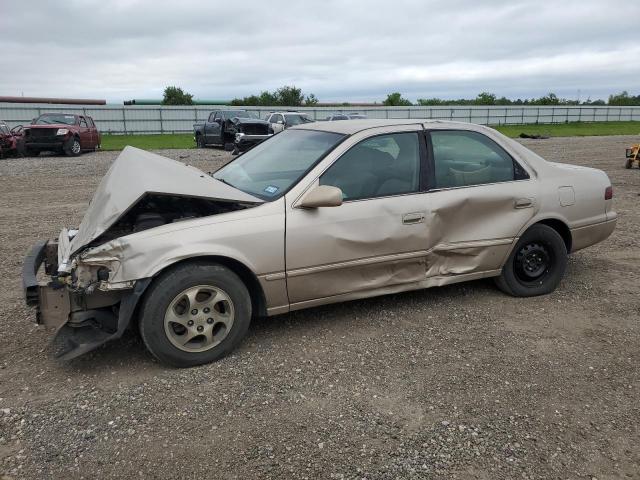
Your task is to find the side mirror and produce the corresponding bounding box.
[298,185,343,208]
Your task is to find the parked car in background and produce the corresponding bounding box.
[0,121,25,158]
[193,110,272,153]
[325,113,367,121]
[24,119,616,367]
[23,113,100,157]
[265,111,313,133]
[325,113,350,121]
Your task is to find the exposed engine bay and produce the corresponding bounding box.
[88,193,254,247]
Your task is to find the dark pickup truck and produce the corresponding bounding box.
[193,110,273,153]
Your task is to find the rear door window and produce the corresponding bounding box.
[430,130,527,188]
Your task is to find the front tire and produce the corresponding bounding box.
[625,158,633,169]
[495,224,567,297]
[139,262,252,367]
[196,134,206,148]
[64,136,82,156]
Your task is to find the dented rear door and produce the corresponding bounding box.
[420,182,537,278]
[421,128,538,278]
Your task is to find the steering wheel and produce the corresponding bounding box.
[10,125,23,135]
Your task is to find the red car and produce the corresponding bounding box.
[23,113,101,156]
[0,121,25,158]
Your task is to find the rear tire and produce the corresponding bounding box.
[139,262,252,367]
[495,224,567,297]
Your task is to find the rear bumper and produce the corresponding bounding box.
[570,215,617,252]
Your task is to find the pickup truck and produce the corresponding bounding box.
[193,110,272,153]
[23,113,101,157]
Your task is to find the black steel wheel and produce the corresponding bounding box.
[495,224,567,297]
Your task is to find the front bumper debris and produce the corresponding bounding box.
[22,240,70,327]
[234,133,272,150]
[22,239,48,307]
[22,238,152,360]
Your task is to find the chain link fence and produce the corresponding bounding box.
[2,103,639,134]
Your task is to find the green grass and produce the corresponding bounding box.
[99,121,640,151]
[101,133,195,151]
[494,121,640,138]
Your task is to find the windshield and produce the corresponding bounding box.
[285,114,312,125]
[214,129,345,200]
[222,111,256,119]
[35,114,77,125]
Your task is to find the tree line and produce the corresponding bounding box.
[383,91,640,107]
[161,85,640,107]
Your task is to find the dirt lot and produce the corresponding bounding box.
[0,136,639,479]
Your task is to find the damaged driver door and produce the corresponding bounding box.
[285,127,431,305]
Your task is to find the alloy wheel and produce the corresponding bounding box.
[164,285,235,353]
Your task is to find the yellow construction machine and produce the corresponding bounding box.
[626,143,640,169]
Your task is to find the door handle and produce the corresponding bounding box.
[402,212,425,225]
[515,198,533,209]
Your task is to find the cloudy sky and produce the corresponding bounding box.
[1,0,639,104]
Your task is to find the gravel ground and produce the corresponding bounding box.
[0,137,639,479]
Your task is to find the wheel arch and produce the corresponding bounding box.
[535,218,572,253]
[146,255,268,318]
[514,215,573,254]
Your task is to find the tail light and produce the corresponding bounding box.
[604,186,613,200]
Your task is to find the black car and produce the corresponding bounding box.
[193,110,273,153]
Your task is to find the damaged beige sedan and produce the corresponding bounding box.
[23,120,617,367]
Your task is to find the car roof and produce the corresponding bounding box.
[291,118,486,135]
[270,111,308,115]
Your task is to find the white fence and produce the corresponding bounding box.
[2,103,639,134]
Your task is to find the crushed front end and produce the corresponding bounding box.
[22,229,148,360]
[230,119,273,152]
[21,146,264,360]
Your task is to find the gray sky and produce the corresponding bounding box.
[1,0,639,104]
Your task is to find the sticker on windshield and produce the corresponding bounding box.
[263,185,279,195]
